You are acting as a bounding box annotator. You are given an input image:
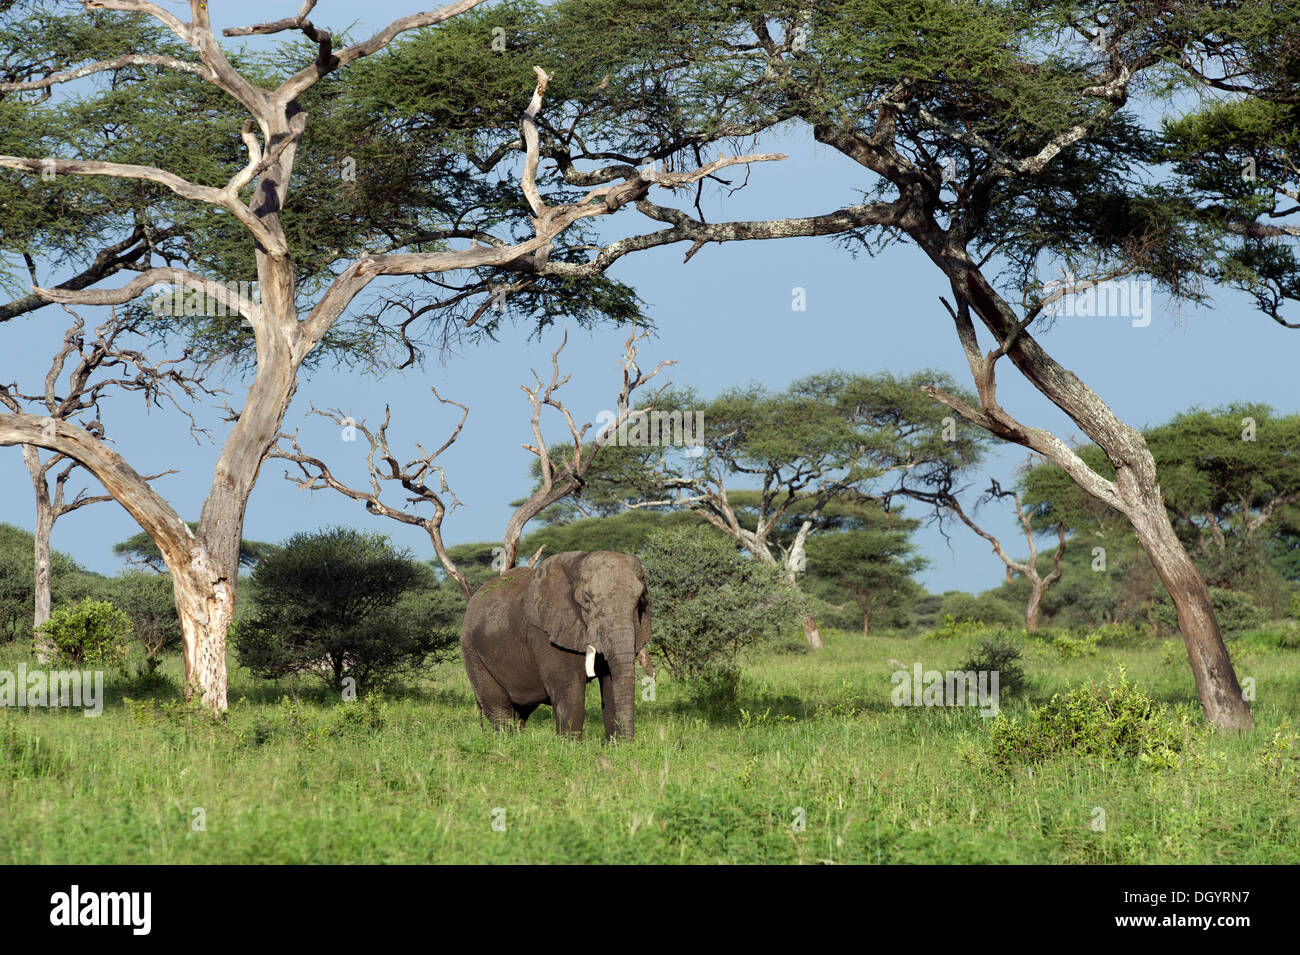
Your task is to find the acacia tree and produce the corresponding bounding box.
[465,0,1266,728]
[0,0,778,712]
[627,371,984,647]
[932,469,1066,633]
[801,510,925,637]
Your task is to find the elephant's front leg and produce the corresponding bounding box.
[551,680,587,739]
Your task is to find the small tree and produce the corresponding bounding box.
[804,525,925,637]
[639,526,803,700]
[627,371,986,648]
[232,526,447,691]
[107,569,182,660]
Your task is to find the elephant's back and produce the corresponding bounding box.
[461,568,532,640]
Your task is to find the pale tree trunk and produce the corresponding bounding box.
[1024,582,1044,633]
[861,612,870,638]
[21,445,55,661]
[32,497,54,662]
[172,557,236,711]
[785,520,823,649]
[802,616,825,649]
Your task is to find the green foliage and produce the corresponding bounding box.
[926,614,995,641]
[113,525,275,573]
[1020,405,1300,616]
[1,628,1298,863]
[0,524,102,640]
[938,591,1022,628]
[639,526,803,698]
[105,570,181,657]
[521,509,697,556]
[327,692,390,737]
[232,527,452,691]
[38,598,131,668]
[957,637,1026,698]
[804,520,926,633]
[1051,632,1100,659]
[982,672,1200,771]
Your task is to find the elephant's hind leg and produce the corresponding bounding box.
[464,648,518,731]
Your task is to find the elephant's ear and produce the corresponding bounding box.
[526,552,587,652]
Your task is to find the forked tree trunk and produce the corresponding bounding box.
[1024,583,1044,633]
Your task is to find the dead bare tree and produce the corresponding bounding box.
[936,467,1066,634]
[0,0,780,713]
[272,328,672,600]
[0,305,205,658]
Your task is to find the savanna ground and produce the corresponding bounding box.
[2,627,1298,864]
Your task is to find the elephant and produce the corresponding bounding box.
[460,550,651,740]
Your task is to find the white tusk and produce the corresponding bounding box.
[584,645,597,678]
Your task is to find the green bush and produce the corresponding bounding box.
[957,637,1027,697]
[938,591,1022,628]
[926,614,993,641]
[982,671,1197,770]
[37,598,131,667]
[107,570,182,658]
[640,527,804,701]
[233,527,455,691]
[1052,632,1100,658]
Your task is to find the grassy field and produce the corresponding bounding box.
[2,627,1298,864]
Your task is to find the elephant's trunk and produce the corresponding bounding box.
[604,637,636,742]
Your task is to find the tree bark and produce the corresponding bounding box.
[801,615,824,649]
[1025,584,1043,633]
[1123,489,1252,729]
[861,612,870,638]
[171,558,235,712]
[32,496,54,662]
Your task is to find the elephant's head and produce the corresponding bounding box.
[526,550,650,740]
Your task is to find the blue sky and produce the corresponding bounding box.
[2,0,1296,595]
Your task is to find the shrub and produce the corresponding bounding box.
[640,527,804,701]
[938,591,1022,628]
[37,598,131,667]
[107,570,182,658]
[982,671,1197,770]
[1052,632,1100,658]
[926,614,993,641]
[232,527,453,691]
[957,637,1027,697]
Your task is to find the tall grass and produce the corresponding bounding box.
[0,626,1297,863]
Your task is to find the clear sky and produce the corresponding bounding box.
[2,0,1295,595]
